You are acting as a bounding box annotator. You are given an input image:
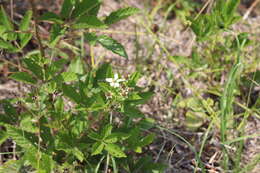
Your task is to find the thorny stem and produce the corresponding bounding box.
[29,0,45,58]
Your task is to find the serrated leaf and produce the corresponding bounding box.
[127,72,141,87]
[91,142,105,155]
[88,131,102,141]
[68,57,84,74]
[20,115,38,133]
[0,101,18,124]
[126,91,154,106]
[23,58,43,79]
[10,72,36,84]
[61,72,77,82]
[104,134,118,143]
[0,25,8,40]
[101,124,113,139]
[0,160,23,173]
[84,32,98,45]
[2,100,17,118]
[0,130,8,145]
[105,144,127,158]
[0,39,17,51]
[72,0,100,18]
[24,148,54,173]
[19,10,32,31]
[123,104,144,118]
[105,143,126,158]
[73,15,107,29]
[6,125,38,148]
[60,0,73,19]
[49,24,66,47]
[19,32,32,49]
[40,12,63,24]
[18,10,33,48]
[47,58,68,77]
[0,6,13,30]
[105,7,140,25]
[95,63,113,81]
[139,133,155,147]
[73,147,85,162]
[62,84,81,104]
[97,35,128,58]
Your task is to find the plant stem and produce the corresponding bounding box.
[29,0,45,58]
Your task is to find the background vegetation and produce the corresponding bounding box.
[0,0,259,172]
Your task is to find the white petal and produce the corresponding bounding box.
[114,83,120,87]
[114,73,119,80]
[106,78,113,82]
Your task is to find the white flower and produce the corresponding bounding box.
[105,73,125,88]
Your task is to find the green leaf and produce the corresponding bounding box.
[73,147,85,162]
[20,115,38,133]
[0,130,8,145]
[24,148,54,173]
[0,39,17,51]
[19,32,32,49]
[0,25,8,40]
[47,58,68,77]
[60,0,73,19]
[91,142,105,155]
[139,133,155,147]
[123,104,144,118]
[54,97,64,113]
[105,143,126,158]
[0,6,13,30]
[226,0,240,17]
[40,12,63,24]
[185,111,206,131]
[0,160,23,173]
[85,32,98,45]
[19,10,32,31]
[127,72,141,87]
[127,91,154,106]
[0,103,17,124]
[6,125,38,148]
[137,118,155,130]
[68,57,84,74]
[49,24,66,47]
[2,100,17,119]
[61,72,78,82]
[62,84,81,104]
[23,58,43,79]
[88,131,102,141]
[101,124,113,139]
[104,134,119,143]
[97,35,128,58]
[88,93,107,111]
[18,10,33,48]
[105,7,140,25]
[95,63,113,81]
[73,15,107,29]
[72,0,100,18]
[10,72,37,84]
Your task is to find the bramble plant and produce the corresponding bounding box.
[0,0,165,172]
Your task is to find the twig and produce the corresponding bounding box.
[28,0,45,58]
[243,0,260,20]
[0,55,30,73]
